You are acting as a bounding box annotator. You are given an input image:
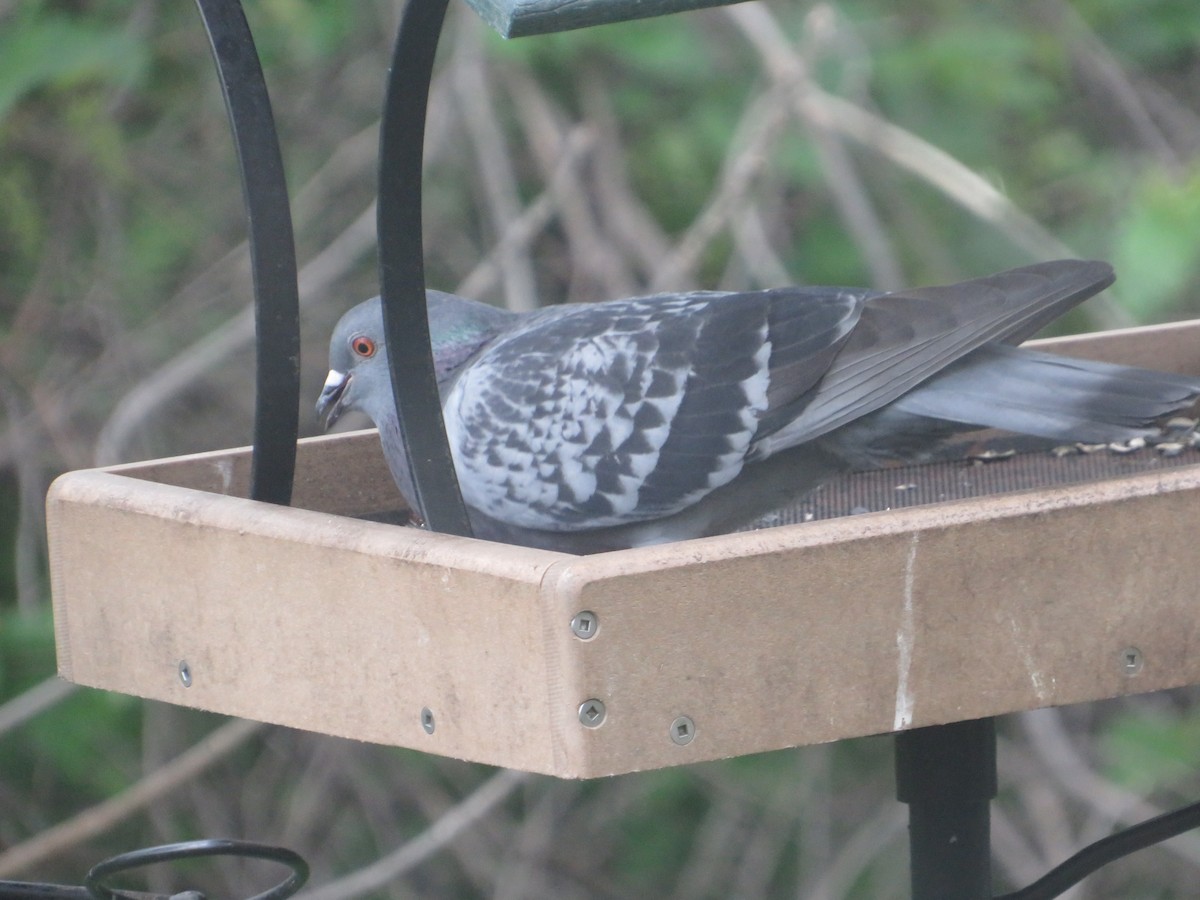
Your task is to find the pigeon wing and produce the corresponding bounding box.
[751,259,1115,457]
[443,289,861,531]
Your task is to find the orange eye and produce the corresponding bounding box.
[351,335,376,358]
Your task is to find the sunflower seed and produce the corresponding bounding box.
[1108,437,1146,454]
[969,448,1017,462]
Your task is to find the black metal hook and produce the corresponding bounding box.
[376,0,474,536]
[995,798,1200,900]
[193,0,301,507]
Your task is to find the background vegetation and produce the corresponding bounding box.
[3,0,1200,896]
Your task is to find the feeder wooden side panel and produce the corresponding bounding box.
[1031,318,1200,371]
[47,470,577,774]
[543,469,1200,777]
[108,429,404,519]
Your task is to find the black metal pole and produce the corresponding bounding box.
[194,0,301,507]
[896,717,998,899]
[376,0,474,536]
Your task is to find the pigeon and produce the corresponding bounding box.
[317,260,1200,552]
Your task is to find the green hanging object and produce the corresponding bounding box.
[464,0,749,38]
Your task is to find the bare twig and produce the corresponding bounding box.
[804,803,907,900]
[725,2,1133,327]
[454,127,597,301]
[0,718,264,877]
[450,18,539,311]
[649,85,790,291]
[502,66,640,300]
[669,793,749,900]
[0,382,47,611]
[1037,0,1182,175]
[93,201,377,465]
[579,76,677,286]
[731,204,794,288]
[727,2,903,288]
[492,780,585,900]
[1022,708,1200,868]
[0,677,76,739]
[300,768,528,900]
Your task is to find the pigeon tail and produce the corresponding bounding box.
[891,344,1200,443]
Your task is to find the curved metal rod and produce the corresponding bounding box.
[86,838,308,900]
[377,0,473,536]
[996,797,1200,900]
[195,0,300,506]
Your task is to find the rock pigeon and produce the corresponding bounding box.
[317,260,1200,552]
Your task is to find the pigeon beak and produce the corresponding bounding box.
[316,369,352,430]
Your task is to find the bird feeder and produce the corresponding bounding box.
[45,0,1200,896]
[48,318,1200,778]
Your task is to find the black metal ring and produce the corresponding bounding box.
[85,839,308,900]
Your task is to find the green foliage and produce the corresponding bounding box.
[0,607,55,694]
[0,6,148,124]
[1077,0,1200,63]
[0,609,138,800]
[1101,706,1200,795]
[609,768,706,892]
[1112,166,1200,321]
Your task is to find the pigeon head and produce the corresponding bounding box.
[317,292,515,431]
[316,297,393,431]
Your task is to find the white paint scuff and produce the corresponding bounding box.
[893,533,920,731]
[1008,613,1049,703]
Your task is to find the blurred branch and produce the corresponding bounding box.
[796,4,903,290]
[450,18,540,311]
[1036,0,1183,176]
[93,201,377,465]
[0,381,47,611]
[1022,708,1200,869]
[721,2,904,289]
[300,768,528,900]
[492,781,588,900]
[1003,734,1086,898]
[804,803,906,899]
[579,76,678,287]
[454,126,597,301]
[669,792,748,899]
[0,717,263,877]
[729,205,793,287]
[649,85,789,291]
[503,66,641,300]
[726,2,1133,327]
[0,676,76,739]
[992,801,1053,894]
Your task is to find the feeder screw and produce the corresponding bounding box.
[670,715,696,746]
[578,699,606,728]
[571,610,599,640]
[1121,647,1144,676]
[178,661,192,688]
[421,707,436,734]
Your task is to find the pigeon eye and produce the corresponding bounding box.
[351,336,376,358]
